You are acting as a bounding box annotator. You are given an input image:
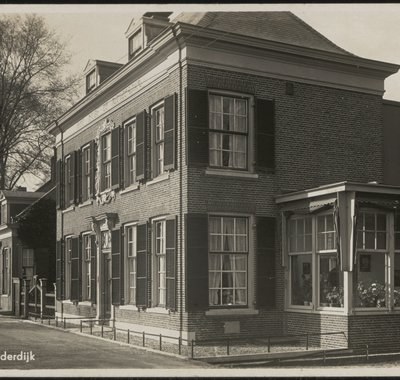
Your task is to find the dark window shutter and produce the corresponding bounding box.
[69,152,76,205]
[136,111,147,181]
[111,127,120,189]
[90,234,97,304]
[186,89,209,166]
[70,236,80,302]
[76,150,82,204]
[256,216,276,308]
[56,160,63,209]
[119,125,125,189]
[166,217,177,311]
[256,98,275,171]
[164,94,176,171]
[90,140,96,199]
[111,228,124,305]
[136,223,148,307]
[56,239,64,300]
[186,213,209,311]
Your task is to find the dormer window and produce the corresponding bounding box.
[128,29,142,59]
[86,69,96,94]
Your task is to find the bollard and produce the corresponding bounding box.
[56,316,58,327]
[101,324,104,338]
[306,333,309,350]
[268,336,271,353]
[227,338,230,356]
[63,318,66,329]
[113,327,116,341]
[191,340,195,359]
[80,320,82,333]
[323,350,326,364]
[366,344,369,361]
[127,329,130,344]
[143,331,145,347]
[90,322,93,335]
[159,334,162,351]
[178,336,182,355]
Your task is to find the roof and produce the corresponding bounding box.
[173,11,352,56]
[0,190,45,201]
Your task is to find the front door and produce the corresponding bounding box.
[103,251,112,319]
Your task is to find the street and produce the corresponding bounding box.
[0,317,208,370]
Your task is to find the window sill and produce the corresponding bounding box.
[120,184,140,195]
[0,224,8,231]
[205,168,259,179]
[119,304,138,311]
[78,200,93,208]
[205,308,259,316]
[146,307,170,315]
[146,173,170,186]
[352,308,391,315]
[1,294,9,297]
[78,301,93,306]
[62,206,75,214]
[62,300,73,304]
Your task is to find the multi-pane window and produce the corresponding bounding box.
[353,211,388,308]
[288,217,312,306]
[64,237,72,300]
[153,105,165,178]
[82,235,92,301]
[125,225,137,305]
[395,213,400,307]
[155,220,166,307]
[102,133,112,190]
[317,214,343,308]
[209,216,248,307]
[209,94,248,170]
[2,248,9,294]
[64,156,72,205]
[86,70,96,94]
[22,248,34,282]
[82,146,91,202]
[125,120,136,187]
[129,29,142,59]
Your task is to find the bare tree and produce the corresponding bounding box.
[0,14,78,190]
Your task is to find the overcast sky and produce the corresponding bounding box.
[1,3,400,189]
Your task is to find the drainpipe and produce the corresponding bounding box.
[55,120,64,320]
[172,26,184,343]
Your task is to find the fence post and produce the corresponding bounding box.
[90,321,93,335]
[39,278,47,320]
[143,331,145,347]
[80,320,82,333]
[33,275,38,315]
[101,324,104,338]
[178,336,182,355]
[55,316,58,327]
[159,334,162,351]
[268,336,271,353]
[127,329,130,344]
[113,327,116,341]
[366,344,369,361]
[63,317,66,329]
[227,338,230,356]
[23,279,30,319]
[306,333,309,350]
[191,340,194,359]
[323,350,326,364]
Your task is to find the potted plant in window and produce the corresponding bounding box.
[356,281,386,307]
[326,286,344,307]
[302,276,312,306]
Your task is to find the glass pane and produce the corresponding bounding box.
[319,255,343,307]
[223,236,234,251]
[317,234,325,251]
[235,99,246,116]
[209,217,221,234]
[395,253,400,307]
[376,232,386,250]
[317,216,325,233]
[365,231,375,249]
[377,214,386,231]
[305,235,312,252]
[223,115,234,131]
[395,215,400,232]
[296,235,304,252]
[235,290,246,305]
[288,220,296,236]
[357,231,363,249]
[223,97,234,114]
[210,150,220,167]
[210,235,221,252]
[235,272,246,287]
[289,236,296,253]
[209,95,221,113]
[223,218,235,234]
[290,254,312,305]
[210,113,221,130]
[209,255,220,270]
[305,218,312,234]
[234,135,246,153]
[365,213,375,230]
[235,218,247,234]
[209,289,220,306]
[222,289,234,305]
[297,219,304,235]
[326,215,334,231]
[354,252,386,308]
[326,232,335,250]
[222,272,233,287]
[222,255,233,270]
[235,255,246,270]
[395,233,400,251]
[235,153,246,169]
[235,116,247,132]
[236,236,247,252]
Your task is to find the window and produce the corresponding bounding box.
[395,213,400,308]
[209,216,248,307]
[82,146,91,202]
[128,29,142,59]
[288,217,312,306]
[64,155,72,205]
[64,237,72,300]
[353,211,388,308]
[22,248,34,282]
[125,120,136,187]
[2,248,9,295]
[82,234,92,301]
[86,70,96,94]
[317,214,343,308]
[154,220,166,307]
[101,133,112,190]
[209,94,248,170]
[125,225,137,305]
[0,203,6,225]
[153,105,165,178]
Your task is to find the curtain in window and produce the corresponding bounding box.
[209,255,221,305]
[223,218,234,251]
[233,135,246,169]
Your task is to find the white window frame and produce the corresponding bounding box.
[151,101,165,179]
[64,236,73,300]
[128,29,142,59]
[153,219,166,308]
[208,215,249,308]
[124,118,137,188]
[82,233,92,302]
[82,144,91,202]
[86,69,96,93]
[124,223,137,306]
[101,133,112,191]
[208,91,253,172]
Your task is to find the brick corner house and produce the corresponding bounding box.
[46,11,400,349]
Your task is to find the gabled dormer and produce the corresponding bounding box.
[125,12,172,61]
[83,60,123,95]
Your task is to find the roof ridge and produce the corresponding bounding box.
[288,11,355,56]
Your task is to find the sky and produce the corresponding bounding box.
[1,3,400,189]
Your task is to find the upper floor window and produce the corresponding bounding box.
[209,216,248,307]
[125,120,136,187]
[82,145,91,202]
[357,211,387,251]
[209,94,248,170]
[101,133,112,191]
[128,29,142,59]
[86,70,96,94]
[152,104,165,178]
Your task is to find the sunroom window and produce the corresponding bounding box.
[353,211,388,308]
[288,217,312,306]
[394,213,400,307]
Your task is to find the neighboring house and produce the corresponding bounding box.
[47,11,400,349]
[0,189,45,312]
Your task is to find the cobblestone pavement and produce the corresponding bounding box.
[0,316,209,370]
